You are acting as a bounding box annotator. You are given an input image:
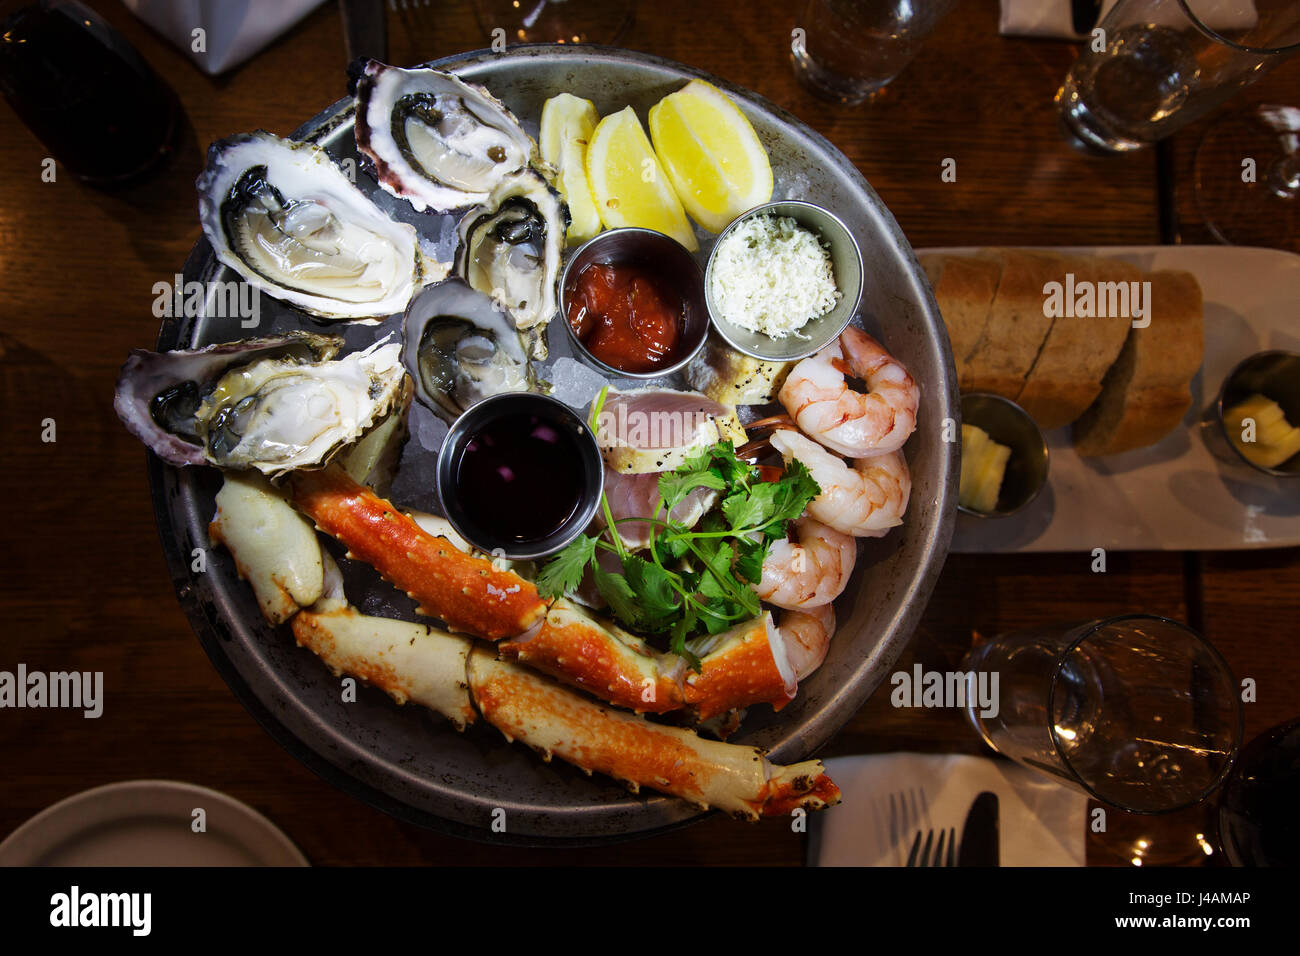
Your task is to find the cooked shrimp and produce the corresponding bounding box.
[779,326,919,458]
[769,428,911,538]
[756,517,856,611]
[776,604,836,681]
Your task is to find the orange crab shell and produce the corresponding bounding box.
[286,466,548,641]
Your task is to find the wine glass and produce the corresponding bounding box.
[471,0,634,46]
[1218,717,1300,865]
[1194,104,1300,251]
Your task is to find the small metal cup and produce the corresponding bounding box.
[705,200,862,362]
[1205,350,1300,478]
[436,392,604,561]
[958,392,1049,518]
[558,227,709,379]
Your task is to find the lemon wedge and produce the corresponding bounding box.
[648,79,773,234]
[585,106,698,252]
[539,93,602,245]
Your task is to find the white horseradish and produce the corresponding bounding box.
[709,214,840,339]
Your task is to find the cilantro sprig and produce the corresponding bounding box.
[536,391,821,669]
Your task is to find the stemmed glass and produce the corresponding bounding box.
[470,0,634,46]
[961,614,1243,815]
[1194,104,1300,250]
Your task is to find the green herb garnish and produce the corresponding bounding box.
[537,392,821,669]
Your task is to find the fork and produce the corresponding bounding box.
[906,827,957,867]
[881,787,929,867]
[388,0,436,42]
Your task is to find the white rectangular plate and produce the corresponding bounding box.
[919,246,1300,552]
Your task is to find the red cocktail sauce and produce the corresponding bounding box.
[566,262,686,373]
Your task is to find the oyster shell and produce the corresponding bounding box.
[354,60,538,213]
[402,278,533,420]
[114,332,412,478]
[456,170,568,359]
[197,131,445,321]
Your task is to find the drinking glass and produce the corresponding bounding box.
[1056,0,1300,153]
[790,0,957,106]
[962,615,1242,814]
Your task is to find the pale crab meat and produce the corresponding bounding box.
[208,471,325,625]
[292,597,478,731]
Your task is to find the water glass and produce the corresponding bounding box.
[790,0,956,105]
[1057,0,1300,153]
[962,615,1242,814]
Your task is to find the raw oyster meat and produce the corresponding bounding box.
[354,59,537,213]
[197,130,445,321]
[115,332,412,478]
[402,277,533,420]
[456,169,568,358]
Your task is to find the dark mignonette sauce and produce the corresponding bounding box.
[453,411,585,544]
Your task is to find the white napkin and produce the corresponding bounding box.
[808,753,1088,867]
[122,0,329,75]
[999,0,1257,39]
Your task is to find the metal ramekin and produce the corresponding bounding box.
[558,227,709,380]
[704,200,863,362]
[957,392,1050,518]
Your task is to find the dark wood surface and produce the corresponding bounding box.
[0,0,1296,866]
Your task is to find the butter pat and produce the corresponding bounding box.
[960,424,1011,513]
[1224,393,1300,468]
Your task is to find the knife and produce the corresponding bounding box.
[1071,0,1103,35]
[956,791,1000,866]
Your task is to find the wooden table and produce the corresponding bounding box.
[0,0,1295,866]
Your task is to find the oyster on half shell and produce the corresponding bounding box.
[197,131,446,322]
[115,332,412,479]
[354,60,538,214]
[456,170,568,359]
[402,278,533,420]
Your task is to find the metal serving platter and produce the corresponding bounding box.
[150,45,957,844]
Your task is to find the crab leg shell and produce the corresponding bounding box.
[291,597,478,731]
[684,613,797,722]
[498,599,686,714]
[285,466,547,640]
[208,472,325,625]
[466,647,838,820]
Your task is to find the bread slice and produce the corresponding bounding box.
[1015,255,1138,428]
[1072,270,1204,457]
[920,253,1001,392]
[963,249,1067,398]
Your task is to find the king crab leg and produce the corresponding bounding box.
[285,465,548,640]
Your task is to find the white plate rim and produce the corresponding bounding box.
[0,779,309,867]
